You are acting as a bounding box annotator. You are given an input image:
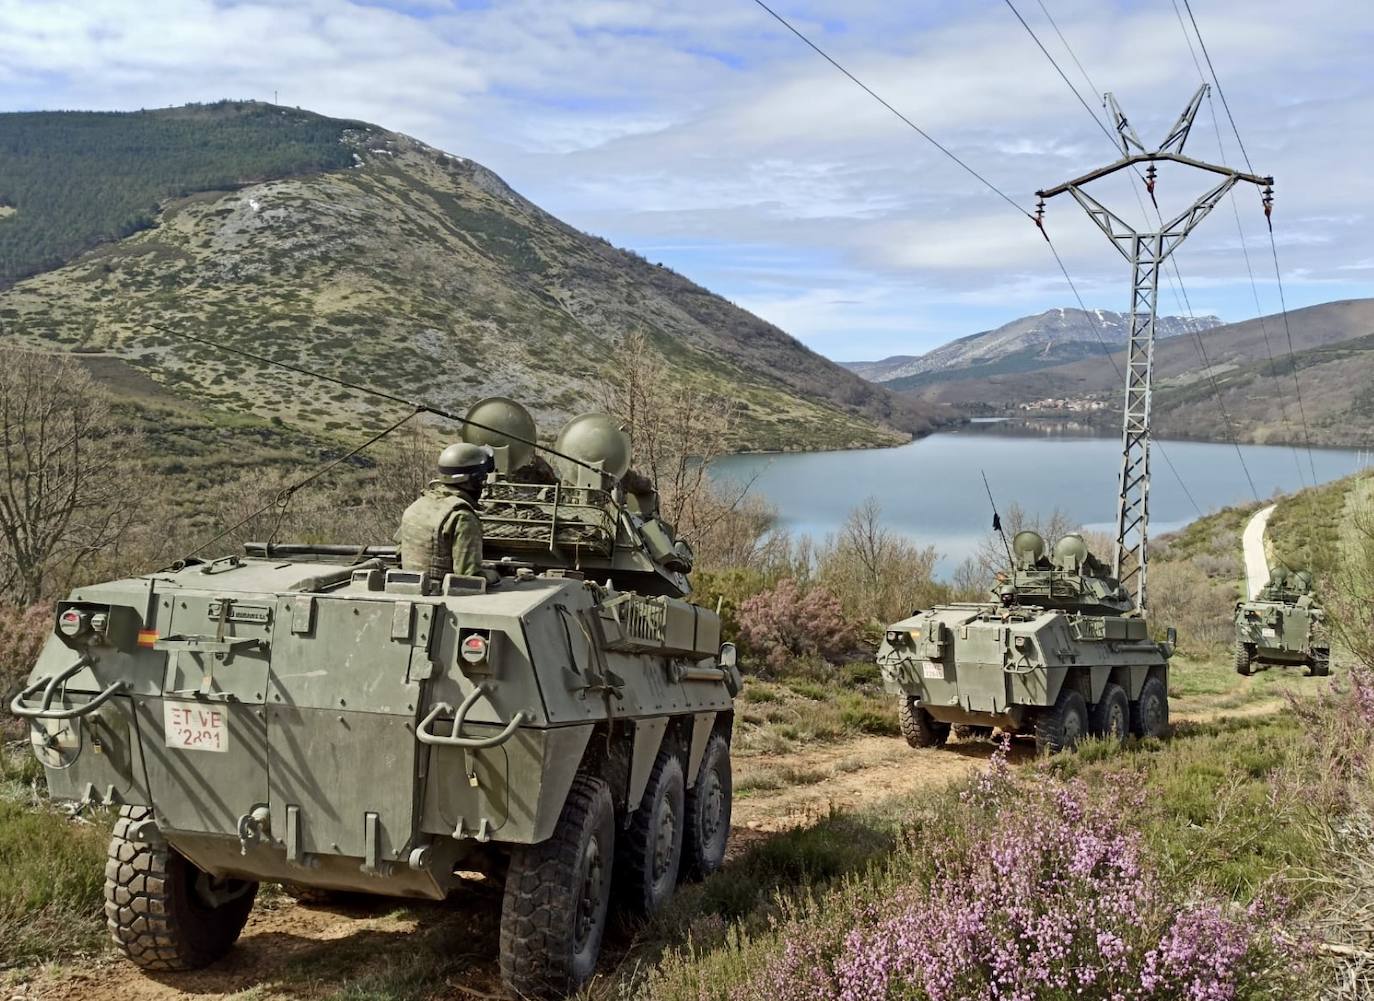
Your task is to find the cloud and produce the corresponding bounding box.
[0,0,1371,356]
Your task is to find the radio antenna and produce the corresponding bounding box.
[981,469,1014,572]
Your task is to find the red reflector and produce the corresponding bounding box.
[137,630,159,647]
[461,634,488,663]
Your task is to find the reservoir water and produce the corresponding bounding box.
[711,420,1371,573]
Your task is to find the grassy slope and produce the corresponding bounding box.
[0,106,949,454]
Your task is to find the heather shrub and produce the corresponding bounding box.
[690,566,770,642]
[646,743,1298,1001]
[736,578,861,674]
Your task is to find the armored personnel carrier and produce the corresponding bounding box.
[1234,566,1329,677]
[12,398,738,1000]
[877,531,1172,754]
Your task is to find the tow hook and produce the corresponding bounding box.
[236,805,271,855]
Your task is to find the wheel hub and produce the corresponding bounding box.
[1109,703,1126,737]
[652,799,677,881]
[574,836,604,950]
[700,771,723,842]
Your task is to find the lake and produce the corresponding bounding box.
[711,419,1372,574]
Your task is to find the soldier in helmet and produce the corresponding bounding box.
[397,442,495,582]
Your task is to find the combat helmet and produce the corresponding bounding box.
[434,441,495,488]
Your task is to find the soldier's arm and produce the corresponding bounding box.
[450,509,484,577]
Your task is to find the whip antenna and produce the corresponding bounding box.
[981,470,1014,572]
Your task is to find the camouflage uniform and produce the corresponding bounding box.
[397,485,484,578]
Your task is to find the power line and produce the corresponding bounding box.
[748,0,1029,216]
[751,0,1205,517]
[1168,0,1307,486]
[1180,0,1319,485]
[1005,0,1259,504]
[1045,240,1203,516]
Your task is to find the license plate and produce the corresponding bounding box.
[922,662,945,680]
[164,701,229,753]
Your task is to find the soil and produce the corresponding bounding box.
[10,705,1275,1001]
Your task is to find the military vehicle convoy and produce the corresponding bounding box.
[1235,566,1329,677]
[877,531,1172,754]
[12,398,739,1000]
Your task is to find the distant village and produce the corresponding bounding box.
[1017,397,1111,413]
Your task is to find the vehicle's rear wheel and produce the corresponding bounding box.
[1309,647,1331,677]
[1034,688,1088,754]
[500,773,615,1000]
[1089,683,1130,743]
[104,806,257,971]
[898,696,950,748]
[1235,641,1254,676]
[616,749,685,916]
[1131,676,1170,739]
[682,734,731,881]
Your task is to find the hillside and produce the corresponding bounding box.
[0,104,360,287]
[0,103,950,453]
[843,308,1219,388]
[903,299,1374,446]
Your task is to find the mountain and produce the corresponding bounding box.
[0,102,952,454]
[843,308,1221,389]
[900,299,1374,447]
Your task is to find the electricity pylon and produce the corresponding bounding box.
[1036,85,1272,611]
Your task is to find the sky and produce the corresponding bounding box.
[1,0,1372,360]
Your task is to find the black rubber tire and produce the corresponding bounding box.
[1131,675,1170,739]
[1235,641,1254,676]
[104,806,257,971]
[898,696,950,749]
[615,750,685,917]
[1035,688,1089,754]
[1089,683,1130,744]
[500,774,615,1000]
[682,734,732,881]
[1309,648,1331,677]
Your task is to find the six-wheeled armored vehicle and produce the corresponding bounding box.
[13,399,739,1000]
[877,531,1173,754]
[1235,566,1329,677]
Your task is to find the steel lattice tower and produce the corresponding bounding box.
[1036,85,1271,610]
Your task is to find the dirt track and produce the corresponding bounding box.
[12,705,1272,1001]
[11,734,1002,1001]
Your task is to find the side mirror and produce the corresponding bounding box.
[1166,627,1178,648]
[718,642,737,670]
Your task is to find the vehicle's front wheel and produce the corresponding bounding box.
[616,749,685,916]
[1035,688,1088,754]
[104,806,257,971]
[1131,676,1170,739]
[500,774,615,1000]
[898,696,949,748]
[1089,683,1130,744]
[1309,647,1331,677]
[682,733,732,881]
[1235,641,1254,676]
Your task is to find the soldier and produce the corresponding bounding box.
[398,442,494,581]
